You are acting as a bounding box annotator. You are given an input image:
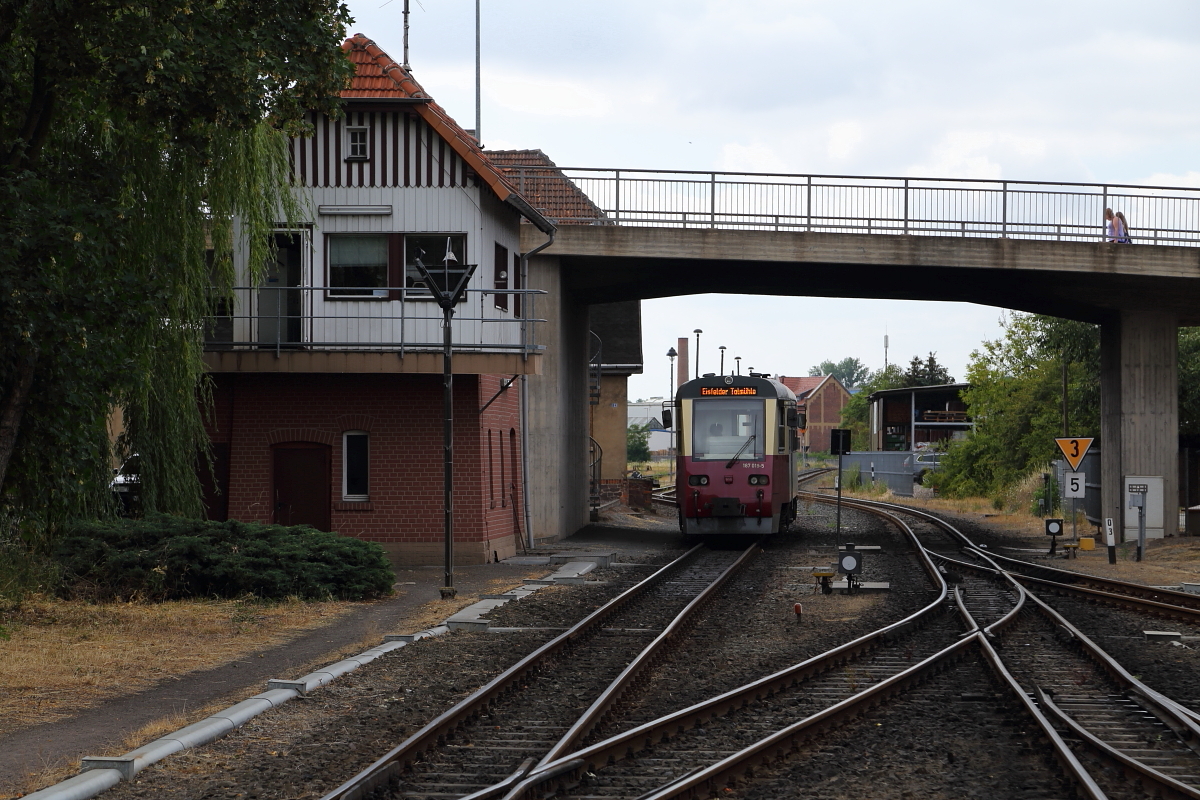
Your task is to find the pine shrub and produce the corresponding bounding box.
[53,515,394,601]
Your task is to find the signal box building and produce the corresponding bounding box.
[200,34,556,566]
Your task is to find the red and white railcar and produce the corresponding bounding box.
[669,375,803,536]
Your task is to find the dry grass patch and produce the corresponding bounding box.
[0,595,363,738]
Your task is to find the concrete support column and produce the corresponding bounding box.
[1101,310,1179,540]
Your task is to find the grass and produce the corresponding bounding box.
[0,570,545,798]
[0,595,364,739]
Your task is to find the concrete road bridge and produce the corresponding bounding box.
[516,168,1200,538]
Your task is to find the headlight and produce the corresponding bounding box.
[688,475,709,486]
[748,474,770,486]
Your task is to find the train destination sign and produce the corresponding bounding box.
[1054,437,1094,471]
[700,387,757,396]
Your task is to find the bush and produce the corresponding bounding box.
[53,514,394,601]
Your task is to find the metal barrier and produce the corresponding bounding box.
[203,286,544,355]
[504,167,1200,245]
[839,451,915,497]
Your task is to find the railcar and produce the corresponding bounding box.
[666,374,803,536]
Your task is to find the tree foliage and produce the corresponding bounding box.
[627,423,652,463]
[933,314,1100,498]
[809,357,869,389]
[0,1,353,528]
[903,352,954,387]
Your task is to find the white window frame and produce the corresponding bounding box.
[345,127,369,161]
[342,431,370,501]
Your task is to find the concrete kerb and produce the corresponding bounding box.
[24,557,603,800]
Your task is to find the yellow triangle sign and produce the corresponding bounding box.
[1055,437,1094,471]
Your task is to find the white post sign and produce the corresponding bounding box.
[1064,471,1085,498]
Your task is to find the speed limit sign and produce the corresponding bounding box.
[1064,471,1085,499]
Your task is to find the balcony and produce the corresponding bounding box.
[202,286,545,375]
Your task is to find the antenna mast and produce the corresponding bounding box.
[884,333,889,372]
[475,0,481,143]
[402,0,410,69]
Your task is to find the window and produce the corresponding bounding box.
[346,127,369,160]
[343,431,369,500]
[691,399,765,461]
[328,235,389,297]
[494,243,509,311]
[405,234,466,297]
[512,252,522,317]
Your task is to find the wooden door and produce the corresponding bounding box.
[272,443,330,530]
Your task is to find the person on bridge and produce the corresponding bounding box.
[1105,207,1118,242]
[1115,210,1132,243]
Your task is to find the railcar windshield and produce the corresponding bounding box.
[691,399,765,461]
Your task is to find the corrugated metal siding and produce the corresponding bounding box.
[292,111,473,189]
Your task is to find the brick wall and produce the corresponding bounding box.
[204,372,523,565]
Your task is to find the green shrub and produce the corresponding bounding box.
[53,514,394,601]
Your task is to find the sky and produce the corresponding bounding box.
[343,0,1200,401]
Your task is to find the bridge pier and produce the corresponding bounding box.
[1101,310,1179,541]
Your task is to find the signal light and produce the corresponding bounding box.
[748,474,769,486]
[688,475,709,486]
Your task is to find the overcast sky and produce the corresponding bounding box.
[345,1,1200,400]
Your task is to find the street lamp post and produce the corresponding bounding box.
[666,347,677,479]
[719,346,726,376]
[693,329,702,379]
[411,242,478,600]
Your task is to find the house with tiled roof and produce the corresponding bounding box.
[778,374,851,454]
[199,34,562,566]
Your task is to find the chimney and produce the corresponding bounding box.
[677,337,689,388]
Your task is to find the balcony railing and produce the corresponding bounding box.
[204,286,545,357]
[504,167,1200,245]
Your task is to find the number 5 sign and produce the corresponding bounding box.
[1064,471,1085,499]
[1055,437,1094,471]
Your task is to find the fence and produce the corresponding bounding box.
[505,167,1200,245]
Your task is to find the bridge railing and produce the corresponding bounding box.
[502,167,1200,245]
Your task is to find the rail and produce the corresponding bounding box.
[504,166,1200,245]
[203,286,545,355]
[320,543,714,800]
[500,498,949,800]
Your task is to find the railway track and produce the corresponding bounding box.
[492,494,1200,799]
[828,494,1200,799]
[476,499,957,800]
[319,543,762,800]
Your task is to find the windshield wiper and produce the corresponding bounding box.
[726,435,756,469]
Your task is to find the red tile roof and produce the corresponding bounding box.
[339,34,553,234]
[779,376,827,399]
[486,150,607,225]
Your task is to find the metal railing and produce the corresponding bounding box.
[506,166,1200,245]
[203,286,545,356]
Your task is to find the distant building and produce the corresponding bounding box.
[627,398,672,455]
[866,383,973,451]
[778,375,852,453]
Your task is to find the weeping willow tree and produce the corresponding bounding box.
[0,0,353,529]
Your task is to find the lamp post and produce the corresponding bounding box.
[735,356,741,376]
[719,346,726,376]
[411,241,478,599]
[693,329,702,379]
[667,347,677,478]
